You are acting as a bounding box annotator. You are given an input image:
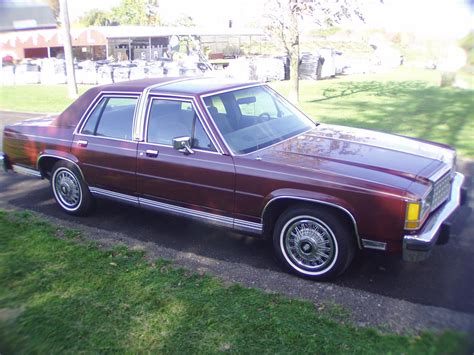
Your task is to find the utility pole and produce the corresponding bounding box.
[59,0,77,98]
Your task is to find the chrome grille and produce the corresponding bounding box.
[431,172,452,211]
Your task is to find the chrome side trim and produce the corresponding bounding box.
[12,164,42,177]
[262,196,362,249]
[89,187,139,205]
[36,154,85,181]
[88,187,263,233]
[234,219,263,234]
[403,173,464,262]
[361,239,387,251]
[140,197,234,227]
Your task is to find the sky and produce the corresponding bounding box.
[67,0,473,39]
[365,0,473,39]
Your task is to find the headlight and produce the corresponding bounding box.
[405,191,432,230]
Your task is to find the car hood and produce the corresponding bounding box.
[253,124,454,186]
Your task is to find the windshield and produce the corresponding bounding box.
[203,86,315,154]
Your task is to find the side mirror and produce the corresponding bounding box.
[172,136,194,155]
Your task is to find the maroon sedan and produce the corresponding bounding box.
[1,77,467,280]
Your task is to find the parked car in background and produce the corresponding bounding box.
[1,77,467,280]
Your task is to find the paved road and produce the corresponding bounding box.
[1,111,473,316]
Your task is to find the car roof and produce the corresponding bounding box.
[94,76,259,96]
[54,76,261,128]
[149,77,259,96]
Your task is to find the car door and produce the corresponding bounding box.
[136,96,235,225]
[71,94,139,197]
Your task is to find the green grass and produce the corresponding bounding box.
[271,68,474,157]
[0,210,469,353]
[0,85,89,113]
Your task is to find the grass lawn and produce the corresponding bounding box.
[0,210,468,353]
[0,68,472,157]
[0,85,89,113]
[271,68,474,158]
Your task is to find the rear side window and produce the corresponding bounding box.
[80,96,137,140]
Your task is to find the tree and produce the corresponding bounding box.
[79,9,113,27]
[111,0,161,25]
[59,0,77,98]
[459,31,474,67]
[43,0,60,22]
[264,0,367,103]
[173,14,196,27]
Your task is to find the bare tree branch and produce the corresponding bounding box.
[263,0,370,103]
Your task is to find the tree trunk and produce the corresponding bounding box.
[288,45,299,104]
[60,0,78,99]
[287,3,300,105]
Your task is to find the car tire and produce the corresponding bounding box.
[51,161,94,216]
[273,205,356,281]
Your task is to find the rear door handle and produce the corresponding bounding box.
[77,140,88,147]
[145,149,159,158]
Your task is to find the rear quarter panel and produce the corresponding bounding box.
[3,117,74,169]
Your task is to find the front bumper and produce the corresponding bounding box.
[403,172,466,262]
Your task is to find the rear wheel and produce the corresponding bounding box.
[273,205,355,281]
[51,161,94,216]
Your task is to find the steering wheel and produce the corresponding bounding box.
[258,112,271,119]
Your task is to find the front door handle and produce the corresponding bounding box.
[77,140,88,147]
[145,149,159,158]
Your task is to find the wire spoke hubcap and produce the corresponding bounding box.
[284,218,335,271]
[54,170,81,208]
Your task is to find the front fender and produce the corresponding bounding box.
[261,188,361,248]
[262,188,355,216]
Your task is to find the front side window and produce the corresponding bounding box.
[147,99,215,151]
[203,86,315,154]
[81,96,137,140]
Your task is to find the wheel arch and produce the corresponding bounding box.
[261,193,362,249]
[37,152,85,181]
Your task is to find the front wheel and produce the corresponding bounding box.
[273,205,356,281]
[51,161,94,216]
